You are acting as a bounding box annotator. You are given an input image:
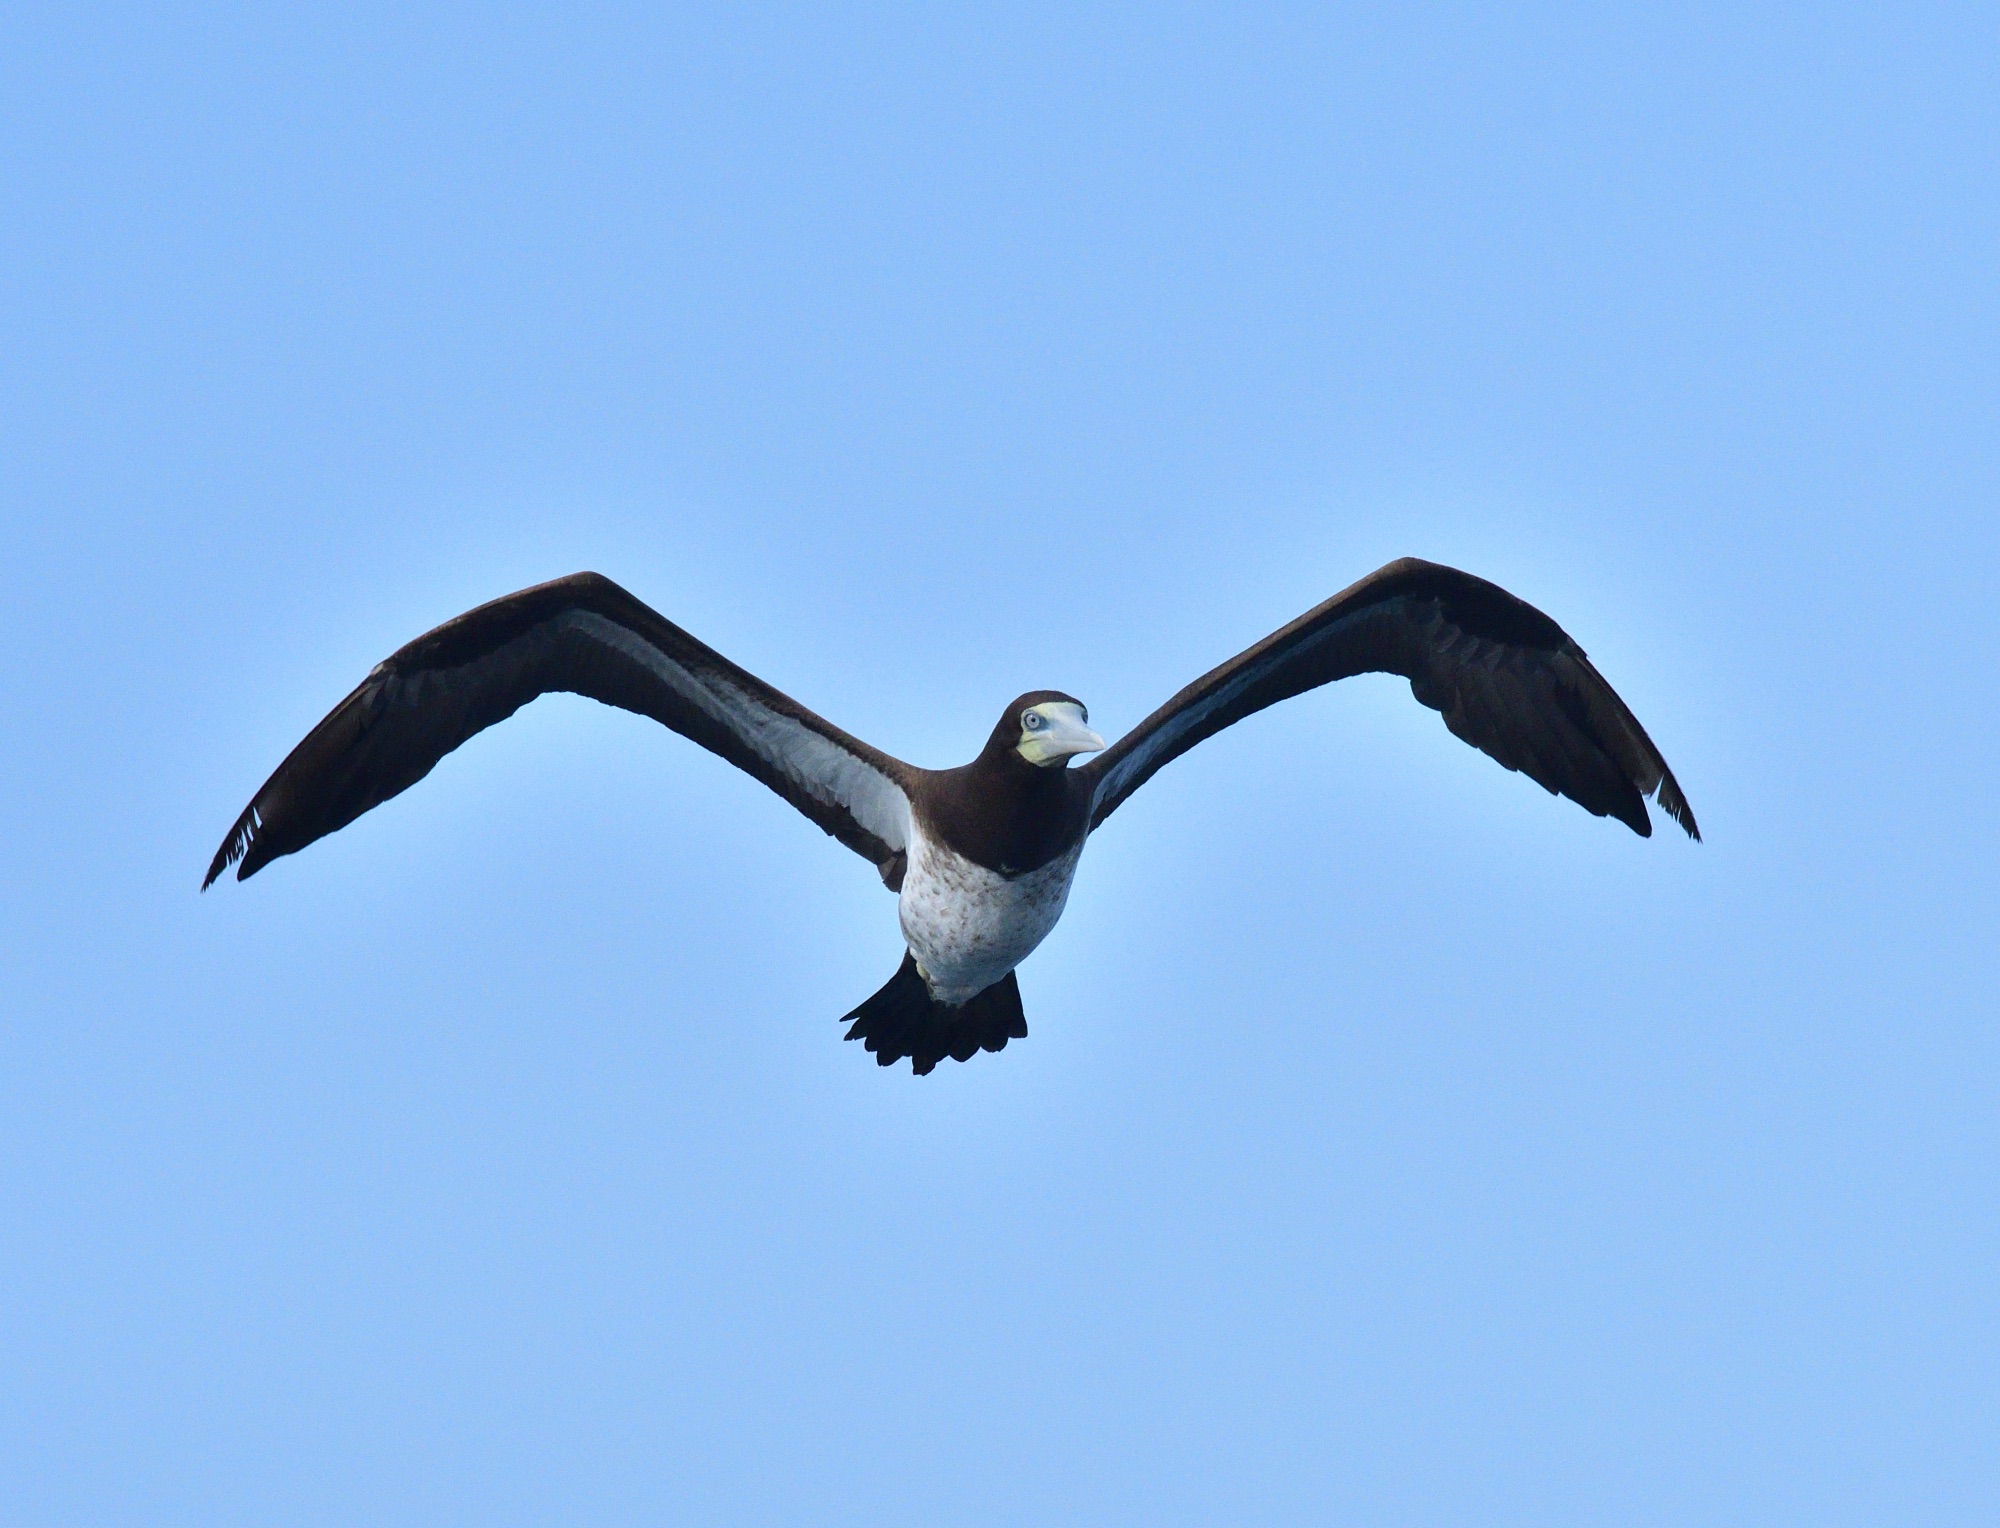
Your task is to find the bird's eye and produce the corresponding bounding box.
[1023,712,1044,731]
[1079,707,1088,723]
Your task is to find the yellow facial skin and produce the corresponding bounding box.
[1017,701,1107,766]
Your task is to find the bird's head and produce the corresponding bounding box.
[994,691,1106,768]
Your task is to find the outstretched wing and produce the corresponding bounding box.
[1081,557,1698,840]
[204,572,916,888]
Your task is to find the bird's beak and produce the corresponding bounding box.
[1020,705,1107,766]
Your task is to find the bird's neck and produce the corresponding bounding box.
[921,753,1087,876]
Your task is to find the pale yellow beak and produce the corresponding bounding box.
[1018,702,1106,766]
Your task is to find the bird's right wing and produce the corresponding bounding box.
[1080,558,1698,840]
[204,573,916,888]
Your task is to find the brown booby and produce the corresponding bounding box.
[205,558,1698,1073]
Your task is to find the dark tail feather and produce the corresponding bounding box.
[841,953,1027,1075]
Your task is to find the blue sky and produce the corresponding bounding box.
[3,4,1995,1523]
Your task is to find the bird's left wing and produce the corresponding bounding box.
[1080,557,1698,840]
[204,572,916,888]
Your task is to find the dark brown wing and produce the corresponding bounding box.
[204,572,916,888]
[1081,557,1698,840]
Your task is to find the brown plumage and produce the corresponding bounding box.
[205,557,1696,1072]
[1081,558,1697,840]
[203,572,917,891]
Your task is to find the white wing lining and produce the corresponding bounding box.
[568,611,911,852]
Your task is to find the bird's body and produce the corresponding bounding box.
[892,694,1096,1002]
[899,823,1084,1004]
[206,558,1698,1073]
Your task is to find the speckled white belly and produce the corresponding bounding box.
[897,825,1083,1005]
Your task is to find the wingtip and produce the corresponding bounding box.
[202,808,259,892]
[1651,773,1701,842]
[1665,797,1702,842]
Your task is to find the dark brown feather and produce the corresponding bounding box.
[1082,557,1698,840]
[204,573,916,888]
[841,953,1027,1075]
[905,691,1096,877]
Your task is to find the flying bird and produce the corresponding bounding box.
[206,558,1698,1073]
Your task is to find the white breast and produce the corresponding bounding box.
[897,823,1083,1005]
